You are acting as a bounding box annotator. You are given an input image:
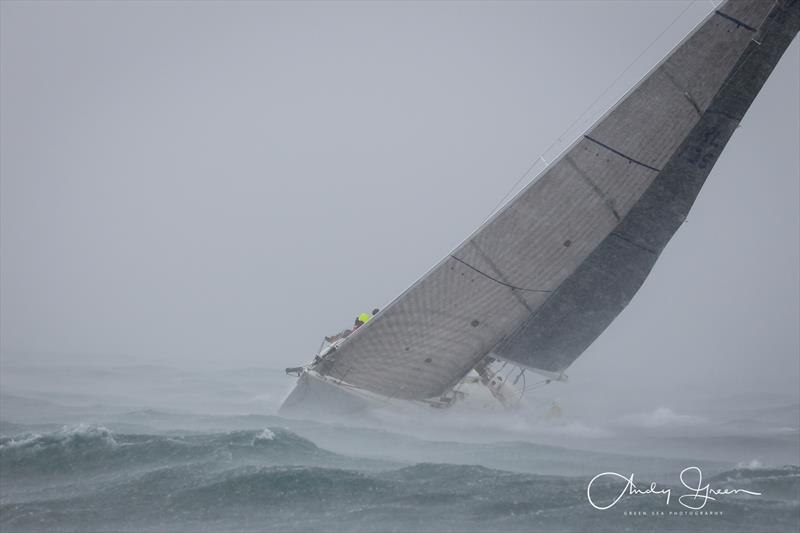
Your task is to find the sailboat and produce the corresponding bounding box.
[280,0,799,418]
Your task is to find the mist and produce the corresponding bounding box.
[2,2,799,531]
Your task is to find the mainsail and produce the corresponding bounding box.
[314,0,799,401]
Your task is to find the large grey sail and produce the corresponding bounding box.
[492,0,800,374]
[316,0,797,400]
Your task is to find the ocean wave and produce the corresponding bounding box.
[2,459,799,532]
[708,465,800,502]
[618,407,707,428]
[714,464,800,479]
[0,425,323,477]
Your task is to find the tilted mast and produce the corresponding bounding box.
[311,0,799,401]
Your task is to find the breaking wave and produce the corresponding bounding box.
[1,425,798,532]
[0,424,323,477]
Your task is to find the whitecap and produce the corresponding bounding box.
[618,407,706,428]
[252,428,276,444]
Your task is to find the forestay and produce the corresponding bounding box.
[318,0,797,400]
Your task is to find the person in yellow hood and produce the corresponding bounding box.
[354,312,371,329]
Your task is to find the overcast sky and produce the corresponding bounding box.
[1,1,798,401]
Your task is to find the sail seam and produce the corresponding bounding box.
[705,108,744,122]
[467,241,538,313]
[583,135,663,173]
[683,91,702,116]
[450,255,552,293]
[659,65,703,117]
[610,231,658,255]
[714,10,758,32]
[565,156,622,221]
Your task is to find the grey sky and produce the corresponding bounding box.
[1,1,798,401]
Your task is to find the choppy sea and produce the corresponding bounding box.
[1,362,798,532]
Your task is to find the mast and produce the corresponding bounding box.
[302,0,799,402]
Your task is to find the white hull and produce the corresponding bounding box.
[279,368,535,421]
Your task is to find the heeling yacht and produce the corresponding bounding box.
[280,0,800,419]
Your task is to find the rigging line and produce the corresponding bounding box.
[522,376,557,398]
[481,0,698,224]
[482,156,546,224]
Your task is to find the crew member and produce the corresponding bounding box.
[353,313,369,330]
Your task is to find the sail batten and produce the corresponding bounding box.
[314,0,797,401]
